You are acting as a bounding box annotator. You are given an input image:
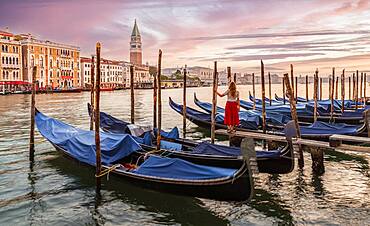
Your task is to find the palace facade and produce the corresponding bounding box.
[0,29,23,88]
[20,34,80,89]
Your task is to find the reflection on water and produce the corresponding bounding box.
[0,86,370,225]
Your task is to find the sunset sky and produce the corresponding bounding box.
[1,0,370,74]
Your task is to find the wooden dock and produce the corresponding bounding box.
[216,129,370,153]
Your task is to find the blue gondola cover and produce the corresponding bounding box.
[300,121,361,135]
[35,111,142,166]
[133,156,237,180]
[191,142,281,158]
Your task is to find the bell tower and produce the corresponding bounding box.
[130,19,142,65]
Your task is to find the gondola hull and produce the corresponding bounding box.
[53,143,253,201]
[88,103,294,174]
[140,142,294,174]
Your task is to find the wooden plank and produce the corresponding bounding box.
[216,129,370,153]
[215,129,287,142]
[330,134,370,144]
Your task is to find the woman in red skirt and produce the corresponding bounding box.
[217,82,240,133]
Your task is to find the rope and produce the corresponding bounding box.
[95,164,121,180]
[143,149,163,159]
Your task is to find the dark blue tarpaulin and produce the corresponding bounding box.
[133,156,237,180]
[35,111,142,166]
[300,121,361,135]
[191,142,281,158]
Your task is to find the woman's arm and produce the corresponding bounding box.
[217,90,228,97]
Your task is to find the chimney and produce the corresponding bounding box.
[5,27,9,32]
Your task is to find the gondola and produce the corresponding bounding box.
[87,103,295,174]
[169,97,367,140]
[35,109,253,201]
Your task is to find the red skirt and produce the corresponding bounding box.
[224,101,239,126]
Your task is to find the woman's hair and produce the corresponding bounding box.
[229,82,237,97]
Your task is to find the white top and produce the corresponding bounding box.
[221,90,239,102]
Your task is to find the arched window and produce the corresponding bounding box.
[16,58,18,65]
[16,71,19,79]
[2,57,4,64]
[41,70,43,79]
[6,57,8,64]
[2,71,5,79]
[31,56,34,66]
[40,57,43,67]
[5,46,8,52]
[6,71,9,79]
[50,59,52,67]
[13,71,16,80]
[12,57,15,65]
[50,71,52,78]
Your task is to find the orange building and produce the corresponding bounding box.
[20,34,80,89]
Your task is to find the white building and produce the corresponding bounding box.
[81,57,129,88]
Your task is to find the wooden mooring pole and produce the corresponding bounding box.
[90,55,95,131]
[268,72,272,106]
[306,75,309,101]
[227,67,231,84]
[282,76,286,104]
[341,69,345,113]
[261,61,266,136]
[283,73,303,167]
[349,76,351,100]
[295,76,298,102]
[182,65,187,138]
[130,65,135,124]
[157,49,162,150]
[330,68,335,121]
[95,42,102,189]
[311,69,325,175]
[211,61,218,144]
[356,70,359,109]
[329,77,332,100]
[319,77,322,100]
[252,73,256,109]
[352,73,356,101]
[234,73,237,83]
[335,76,339,100]
[360,72,363,103]
[290,64,294,101]
[314,69,318,122]
[364,73,367,102]
[153,62,157,129]
[29,66,37,161]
